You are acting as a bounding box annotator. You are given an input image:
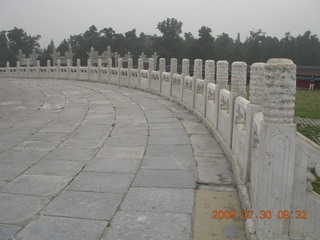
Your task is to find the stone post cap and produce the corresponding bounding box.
[128,58,133,68]
[231,61,247,93]
[159,58,166,72]
[170,58,177,74]
[267,58,294,66]
[182,59,190,75]
[149,58,155,71]
[250,62,266,105]
[264,58,296,124]
[205,60,215,82]
[216,60,229,86]
[194,59,203,79]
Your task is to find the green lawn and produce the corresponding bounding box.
[295,90,320,119]
[295,90,320,194]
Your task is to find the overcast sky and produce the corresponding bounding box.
[1,0,319,48]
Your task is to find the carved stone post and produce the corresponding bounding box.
[249,63,265,106]
[127,58,133,69]
[215,60,229,133]
[193,59,202,80]
[46,60,50,79]
[97,59,102,82]
[107,58,112,83]
[205,60,215,83]
[170,58,177,96]
[36,60,40,78]
[203,60,215,116]
[57,59,61,79]
[76,59,81,80]
[128,58,133,86]
[17,61,20,77]
[87,59,91,81]
[181,59,190,101]
[227,61,247,147]
[147,58,154,91]
[26,59,30,77]
[67,59,71,80]
[6,61,10,77]
[148,58,154,71]
[118,58,123,69]
[231,61,247,98]
[159,58,165,93]
[138,57,143,70]
[137,57,143,88]
[216,60,229,89]
[237,63,266,182]
[252,58,296,239]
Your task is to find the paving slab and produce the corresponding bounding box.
[84,157,142,173]
[0,78,245,240]
[141,155,195,170]
[0,163,31,180]
[13,216,107,240]
[196,156,234,185]
[13,140,61,151]
[2,174,72,196]
[190,135,225,156]
[0,224,21,240]
[121,187,194,213]
[193,190,246,240]
[42,190,123,220]
[0,193,50,225]
[66,172,134,193]
[105,136,148,147]
[101,211,192,240]
[59,138,105,149]
[145,144,193,156]
[25,159,86,176]
[45,147,97,161]
[97,146,145,159]
[133,169,195,188]
[0,149,49,164]
[27,132,69,141]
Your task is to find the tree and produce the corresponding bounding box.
[124,29,140,58]
[39,39,54,66]
[215,33,234,61]
[295,31,320,65]
[244,29,266,64]
[154,18,184,60]
[157,18,183,39]
[57,39,69,53]
[231,33,244,62]
[2,25,320,67]
[196,26,215,60]
[6,27,41,56]
[184,32,196,60]
[0,31,13,66]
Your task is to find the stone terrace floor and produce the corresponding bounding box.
[0,78,245,240]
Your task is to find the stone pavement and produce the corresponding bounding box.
[0,78,245,240]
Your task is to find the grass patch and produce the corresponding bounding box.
[295,90,320,194]
[295,90,320,119]
[297,125,320,144]
[311,169,320,195]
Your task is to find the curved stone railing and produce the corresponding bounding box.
[1,57,320,240]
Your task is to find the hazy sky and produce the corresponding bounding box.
[1,0,319,47]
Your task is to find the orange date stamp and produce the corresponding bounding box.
[212,210,308,220]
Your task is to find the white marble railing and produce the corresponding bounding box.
[1,57,320,240]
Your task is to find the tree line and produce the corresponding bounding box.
[0,18,320,67]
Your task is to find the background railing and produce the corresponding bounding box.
[1,57,320,240]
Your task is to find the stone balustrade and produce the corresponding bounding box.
[1,57,320,240]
